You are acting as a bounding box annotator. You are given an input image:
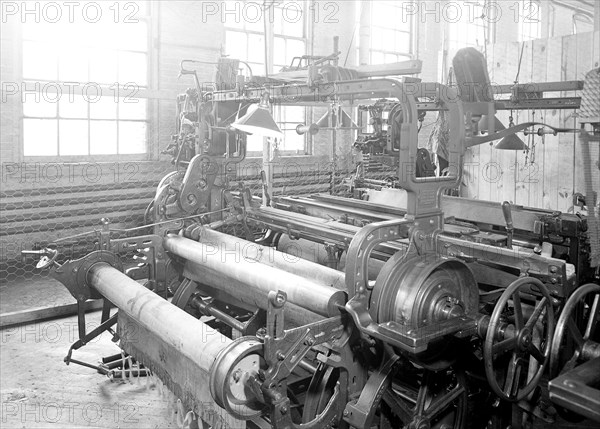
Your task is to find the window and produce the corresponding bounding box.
[447,1,490,51]
[225,1,308,155]
[572,14,594,35]
[21,2,149,157]
[518,0,542,41]
[369,1,413,63]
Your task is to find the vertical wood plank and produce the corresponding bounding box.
[498,41,522,204]
[527,38,548,209]
[557,34,577,213]
[514,40,534,206]
[574,32,594,199]
[480,42,500,202]
[542,36,563,210]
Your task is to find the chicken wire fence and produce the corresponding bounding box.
[1,145,388,288]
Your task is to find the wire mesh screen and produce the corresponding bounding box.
[0,162,176,302]
[0,140,415,293]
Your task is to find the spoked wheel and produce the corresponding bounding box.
[381,368,468,429]
[484,277,554,402]
[549,282,600,421]
[550,283,600,377]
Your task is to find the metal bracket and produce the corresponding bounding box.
[343,355,400,429]
[260,290,348,429]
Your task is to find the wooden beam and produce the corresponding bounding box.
[0,299,104,328]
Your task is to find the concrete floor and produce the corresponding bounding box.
[0,276,75,315]
[1,278,598,429]
[0,310,175,428]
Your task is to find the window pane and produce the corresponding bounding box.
[90,120,118,155]
[244,3,264,33]
[90,96,118,119]
[120,97,147,120]
[286,40,305,65]
[89,49,119,84]
[395,32,410,53]
[23,42,57,80]
[371,51,385,64]
[87,21,121,49]
[246,135,263,152]
[22,21,56,42]
[23,96,57,118]
[276,4,304,37]
[226,31,248,61]
[273,9,285,35]
[23,119,58,156]
[274,37,287,66]
[119,121,146,154]
[385,53,398,63]
[118,21,148,51]
[284,106,305,123]
[372,27,385,48]
[119,52,147,86]
[281,132,303,152]
[247,33,265,63]
[59,120,89,156]
[59,95,88,119]
[58,50,89,82]
[249,62,265,76]
[224,3,245,30]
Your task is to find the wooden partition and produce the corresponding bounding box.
[462,31,599,212]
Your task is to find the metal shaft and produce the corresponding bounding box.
[198,228,346,290]
[164,234,346,317]
[184,261,324,326]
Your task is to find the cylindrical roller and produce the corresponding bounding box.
[165,234,345,317]
[184,262,324,326]
[277,235,386,280]
[199,228,346,290]
[88,263,232,372]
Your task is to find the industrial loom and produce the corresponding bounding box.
[23,48,600,429]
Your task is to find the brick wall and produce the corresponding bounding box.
[1,1,597,271]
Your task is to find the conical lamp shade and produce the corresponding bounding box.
[231,104,283,138]
[479,115,506,133]
[316,108,358,129]
[495,133,528,151]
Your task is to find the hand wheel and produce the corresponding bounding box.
[550,283,600,378]
[484,277,554,401]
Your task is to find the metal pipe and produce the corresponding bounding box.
[165,234,346,317]
[88,263,232,373]
[190,295,246,332]
[199,228,346,290]
[550,0,594,18]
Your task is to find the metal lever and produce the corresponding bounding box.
[21,247,59,269]
[502,201,514,249]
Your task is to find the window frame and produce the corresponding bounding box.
[518,0,542,42]
[19,2,153,162]
[446,1,493,51]
[224,1,311,157]
[368,1,415,64]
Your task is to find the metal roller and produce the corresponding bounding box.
[184,262,325,326]
[86,263,242,428]
[199,228,346,290]
[164,234,346,317]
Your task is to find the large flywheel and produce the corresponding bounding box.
[371,257,478,330]
[370,255,478,367]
